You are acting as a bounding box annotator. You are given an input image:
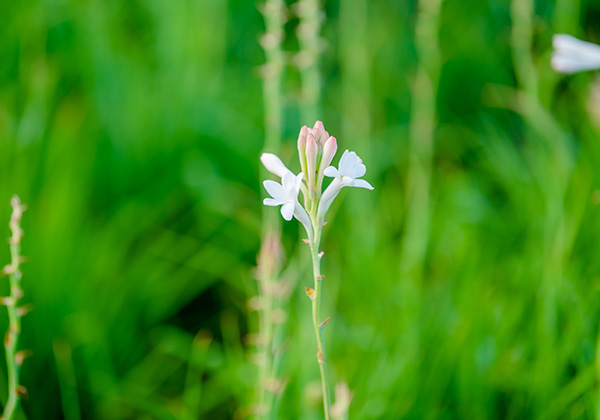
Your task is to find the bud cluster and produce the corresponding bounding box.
[297,121,338,203]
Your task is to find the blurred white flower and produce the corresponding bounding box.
[318,150,373,223]
[552,34,600,74]
[261,153,294,179]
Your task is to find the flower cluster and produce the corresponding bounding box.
[261,121,373,237]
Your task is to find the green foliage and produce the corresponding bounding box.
[1,0,600,419]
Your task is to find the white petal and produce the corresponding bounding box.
[350,179,374,190]
[341,176,354,186]
[263,180,286,201]
[294,201,313,238]
[338,150,352,175]
[294,173,304,191]
[324,166,339,178]
[553,34,600,56]
[552,53,600,74]
[281,172,302,199]
[281,202,294,221]
[261,153,294,178]
[553,34,579,50]
[263,198,283,206]
[350,161,367,179]
[339,150,366,179]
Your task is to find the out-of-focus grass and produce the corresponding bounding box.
[1,0,600,419]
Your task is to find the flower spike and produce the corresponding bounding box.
[260,122,372,420]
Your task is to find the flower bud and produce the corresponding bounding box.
[306,133,318,194]
[312,121,325,143]
[319,136,337,174]
[297,125,309,176]
[317,136,337,195]
[318,131,329,147]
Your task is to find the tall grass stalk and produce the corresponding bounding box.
[296,0,322,123]
[403,0,442,281]
[510,1,552,407]
[257,1,287,418]
[260,0,286,159]
[339,0,370,143]
[400,0,443,376]
[511,0,581,410]
[2,196,27,420]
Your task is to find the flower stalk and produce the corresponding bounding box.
[308,226,331,419]
[261,121,372,419]
[2,196,27,420]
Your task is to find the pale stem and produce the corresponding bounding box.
[3,250,21,420]
[3,198,25,420]
[297,0,322,123]
[258,0,285,417]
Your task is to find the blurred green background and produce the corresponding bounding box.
[2,0,600,419]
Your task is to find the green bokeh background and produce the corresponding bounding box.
[2,0,600,419]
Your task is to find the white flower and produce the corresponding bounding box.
[552,34,600,74]
[263,172,303,220]
[263,172,313,236]
[318,150,373,223]
[261,153,294,179]
[323,150,374,190]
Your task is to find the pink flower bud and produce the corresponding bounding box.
[312,121,325,141]
[317,136,337,196]
[319,136,337,173]
[306,133,318,194]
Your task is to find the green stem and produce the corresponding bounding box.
[309,225,331,420]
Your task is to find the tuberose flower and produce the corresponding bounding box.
[552,34,600,74]
[323,150,373,190]
[263,172,313,235]
[318,150,373,223]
